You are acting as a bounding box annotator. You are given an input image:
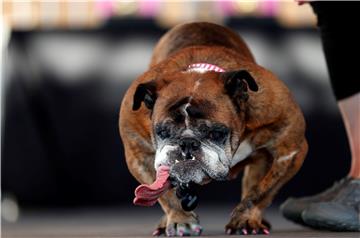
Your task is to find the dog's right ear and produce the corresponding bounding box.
[222,70,258,102]
[132,81,158,111]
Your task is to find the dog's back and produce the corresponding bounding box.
[150,22,255,66]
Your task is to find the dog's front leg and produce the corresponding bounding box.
[125,147,201,237]
[226,129,308,235]
[157,190,202,236]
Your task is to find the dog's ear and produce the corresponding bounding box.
[132,81,158,111]
[221,70,258,102]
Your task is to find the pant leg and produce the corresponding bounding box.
[310,2,360,100]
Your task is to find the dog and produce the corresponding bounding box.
[119,22,308,236]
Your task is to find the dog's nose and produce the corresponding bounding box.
[179,138,200,159]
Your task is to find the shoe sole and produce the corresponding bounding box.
[303,217,360,232]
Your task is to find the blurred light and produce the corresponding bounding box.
[67,1,97,28]
[156,1,193,28]
[96,0,116,18]
[138,0,161,17]
[7,1,35,29]
[156,1,224,28]
[115,1,138,16]
[215,0,237,17]
[39,1,62,28]
[2,1,318,30]
[1,195,20,223]
[277,2,316,28]
[234,1,259,15]
[258,1,279,17]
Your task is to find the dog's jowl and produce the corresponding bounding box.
[119,22,307,236]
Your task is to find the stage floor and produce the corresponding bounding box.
[2,204,359,238]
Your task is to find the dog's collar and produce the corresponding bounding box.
[187,63,225,73]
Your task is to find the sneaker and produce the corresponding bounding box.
[280,177,351,225]
[302,179,360,231]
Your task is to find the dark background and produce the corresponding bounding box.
[1,17,350,208]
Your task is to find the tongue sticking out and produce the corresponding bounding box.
[133,165,171,206]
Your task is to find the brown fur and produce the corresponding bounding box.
[119,22,307,234]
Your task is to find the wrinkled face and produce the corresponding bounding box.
[151,72,240,185]
[154,118,232,184]
[132,69,258,186]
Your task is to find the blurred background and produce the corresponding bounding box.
[1,0,351,224]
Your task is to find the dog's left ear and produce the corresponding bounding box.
[221,70,258,102]
[132,81,158,111]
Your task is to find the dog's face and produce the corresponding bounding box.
[132,70,258,185]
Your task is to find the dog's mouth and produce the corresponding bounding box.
[168,160,213,211]
[134,145,228,211]
[133,165,171,206]
[169,157,211,182]
[133,164,206,211]
[169,152,229,183]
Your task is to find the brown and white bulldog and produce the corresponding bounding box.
[119,22,308,236]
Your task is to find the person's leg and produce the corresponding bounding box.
[281,2,360,231]
[313,1,360,180]
[339,93,360,179]
[300,93,360,231]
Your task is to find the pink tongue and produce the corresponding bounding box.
[133,165,171,206]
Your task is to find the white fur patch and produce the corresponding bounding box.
[154,145,178,169]
[193,80,201,91]
[278,151,298,162]
[231,140,253,167]
[202,146,220,170]
[182,129,195,136]
[189,170,206,184]
[183,103,191,128]
[202,146,229,179]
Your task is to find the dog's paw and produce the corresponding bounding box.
[153,211,202,236]
[152,215,167,236]
[166,222,202,237]
[225,208,270,235]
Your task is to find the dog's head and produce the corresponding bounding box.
[132,70,258,185]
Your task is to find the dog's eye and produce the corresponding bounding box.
[209,131,224,141]
[156,126,170,139]
[199,125,209,137]
[208,128,229,143]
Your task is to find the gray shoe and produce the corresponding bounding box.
[302,179,360,231]
[280,177,351,225]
